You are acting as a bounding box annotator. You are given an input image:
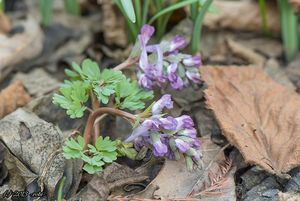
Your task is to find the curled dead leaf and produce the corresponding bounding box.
[201,66,300,177]
[0,81,31,118]
[0,16,43,81]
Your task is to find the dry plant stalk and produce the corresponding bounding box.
[0,80,31,118]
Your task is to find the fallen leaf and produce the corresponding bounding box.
[13,69,60,97]
[0,80,31,118]
[100,0,127,47]
[69,162,148,201]
[134,137,232,200]
[0,16,43,81]
[200,66,300,177]
[0,12,11,34]
[203,1,280,34]
[0,109,81,200]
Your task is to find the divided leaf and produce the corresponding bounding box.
[63,136,85,159]
[115,80,153,111]
[201,66,300,176]
[53,80,88,118]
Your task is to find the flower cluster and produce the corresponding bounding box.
[125,94,202,170]
[136,25,202,90]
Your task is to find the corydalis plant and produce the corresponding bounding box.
[128,24,202,90]
[53,59,153,118]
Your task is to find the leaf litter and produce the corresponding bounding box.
[201,66,300,177]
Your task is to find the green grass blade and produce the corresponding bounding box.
[148,0,198,24]
[39,0,54,26]
[57,176,66,201]
[190,2,198,21]
[191,0,213,53]
[114,0,138,42]
[258,0,270,35]
[134,0,141,27]
[0,0,5,12]
[120,0,136,23]
[64,0,80,16]
[277,0,298,62]
[142,0,150,25]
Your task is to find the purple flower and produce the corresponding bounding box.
[169,35,187,52]
[186,71,201,84]
[138,73,152,90]
[167,63,184,90]
[140,25,155,46]
[178,128,197,138]
[151,133,168,157]
[151,94,173,115]
[125,119,159,142]
[158,116,178,130]
[182,56,202,67]
[175,138,190,153]
[175,115,194,129]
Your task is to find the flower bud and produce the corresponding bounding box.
[169,35,187,52]
[182,56,202,67]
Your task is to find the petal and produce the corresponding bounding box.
[151,94,173,115]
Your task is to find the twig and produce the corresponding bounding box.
[84,107,137,148]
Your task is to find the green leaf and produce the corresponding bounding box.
[82,59,101,81]
[53,80,89,118]
[101,151,118,163]
[115,80,153,111]
[96,136,117,152]
[83,163,103,174]
[120,0,136,23]
[65,69,79,79]
[63,136,85,159]
[148,0,198,24]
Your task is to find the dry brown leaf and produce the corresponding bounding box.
[100,0,127,47]
[0,12,11,34]
[133,137,231,200]
[204,1,280,34]
[200,66,300,177]
[278,191,300,201]
[0,16,43,81]
[0,81,31,118]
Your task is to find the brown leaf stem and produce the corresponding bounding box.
[84,107,137,148]
[113,57,138,71]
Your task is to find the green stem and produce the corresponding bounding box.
[191,0,213,54]
[277,0,298,62]
[57,176,66,201]
[258,0,270,35]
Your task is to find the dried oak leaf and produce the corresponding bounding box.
[0,80,31,118]
[200,66,300,177]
